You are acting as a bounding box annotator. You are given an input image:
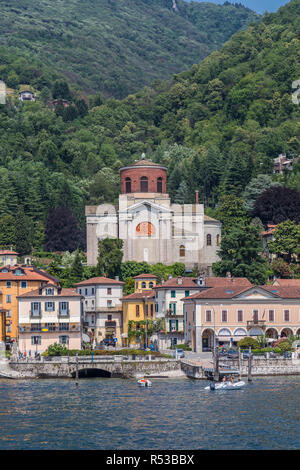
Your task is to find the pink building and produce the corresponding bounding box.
[17,283,83,353]
[183,283,300,352]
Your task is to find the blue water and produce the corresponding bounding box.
[0,376,299,449]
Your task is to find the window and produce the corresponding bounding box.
[136,305,140,317]
[253,310,259,323]
[6,281,11,288]
[179,245,185,257]
[31,302,41,316]
[269,310,275,322]
[140,176,148,192]
[45,302,55,312]
[85,288,88,296]
[107,288,112,295]
[107,300,112,308]
[206,234,212,246]
[91,288,95,295]
[31,324,41,331]
[107,315,112,321]
[169,319,178,332]
[149,282,154,288]
[169,303,176,315]
[6,295,11,303]
[6,310,11,318]
[59,335,69,345]
[284,310,290,322]
[155,303,158,312]
[150,303,154,318]
[222,310,228,322]
[185,291,190,297]
[31,336,41,345]
[237,310,243,322]
[59,323,69,331]
[125,177,131,193]
[206,310,212,322]
[216,234,220,246]
[79,289,82,295]
[171,290,176,298]
[157,177,163,193]
[21,281,27,288]
[141,282,146,289]
[46,288,54,295]
[45,323,55,331]
[59,302,69,315]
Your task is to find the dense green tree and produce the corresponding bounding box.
[96,238,123,279]
[0,215,16,247]
[45,206,83,252]
[15,205,32,256]
[268,220,300,264]
[243,175,281,214]
[212,221,270,284]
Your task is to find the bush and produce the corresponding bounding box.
[174,343,192,351]
[276,341,292,352]
[42,343,68,356]
[237,337,259,349]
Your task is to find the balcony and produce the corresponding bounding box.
[19,324,81,333]
[247,320,266,330]
[165,309,182,317]
[105,321,116,328]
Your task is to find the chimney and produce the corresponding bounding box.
[195,190,199,204]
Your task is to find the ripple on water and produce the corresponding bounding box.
[0,376,300,449]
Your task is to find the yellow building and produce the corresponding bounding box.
[121,274,157,347]
[0,265,59,347]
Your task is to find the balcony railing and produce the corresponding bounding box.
[58,310,70,318]
[247,320,266,329]
[165,309,182,317]
[19,325,81,333]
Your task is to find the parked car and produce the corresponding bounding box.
[242,349,253,359]
[173,349,185,358]
[227,349,239,359]
[100,338,116,347]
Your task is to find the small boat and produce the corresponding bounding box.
[138,379,152,387]
[205,380,245,391]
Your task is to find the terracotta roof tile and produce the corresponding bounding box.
[272,279,300,287]
[133,273,158,279]
[74,276,124,286]
[154,276,252,289]
[121,290,155,300]
[0,266,59,282]
[18,287,81,298]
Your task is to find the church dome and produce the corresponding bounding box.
[120,155,167,194]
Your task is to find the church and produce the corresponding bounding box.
[86,156,221,273]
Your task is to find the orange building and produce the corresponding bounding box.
[0,265,59,347]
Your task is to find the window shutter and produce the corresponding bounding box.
[176,320,178,330]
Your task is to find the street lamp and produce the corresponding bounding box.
[145,296,149,350]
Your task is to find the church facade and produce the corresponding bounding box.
[86,158,221,273]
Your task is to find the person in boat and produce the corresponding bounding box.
[222,376,226,382]
[230,375,234,384]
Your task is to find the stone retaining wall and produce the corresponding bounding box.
[9,358,181,379]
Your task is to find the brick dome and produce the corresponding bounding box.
[120,157,167,194]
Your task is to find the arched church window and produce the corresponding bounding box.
[136,222,155,237]
[140,176,148,192]
[141,282,146,288]
[157,177,163,193]
[125,177,131,193]
[179,245,185,257]
[216,234,220,246]
[207,234,212,246]
[149,282,154,288]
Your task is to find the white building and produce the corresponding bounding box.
[17,283,83,353]
[86,157,222,273]
[74,276,124,346]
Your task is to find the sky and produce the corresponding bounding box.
[190,1,290,14]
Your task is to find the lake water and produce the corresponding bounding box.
[0,376,299,450]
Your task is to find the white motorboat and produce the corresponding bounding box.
[138,379,152,387]
[205,380,245,391]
